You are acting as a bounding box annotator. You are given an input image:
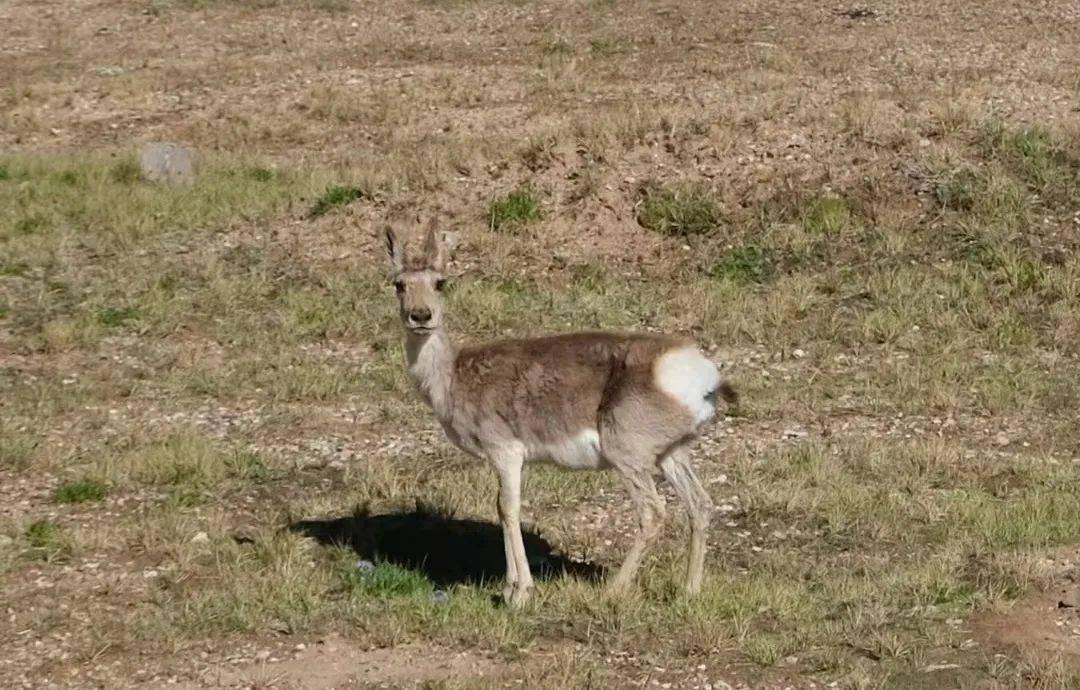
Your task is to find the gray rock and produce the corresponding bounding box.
[139,142,195,184]
[353,559,375,572]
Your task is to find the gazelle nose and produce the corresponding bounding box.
[409,308,432,324]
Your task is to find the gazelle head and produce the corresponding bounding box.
[384,225,453,336]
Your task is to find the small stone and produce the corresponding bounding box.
[923,663,961,672]
[431,590,450,604]
[994,432,1011,447]
[255,650,270,662]
[353,559,375,572]
[190,531,209,544]
[792,348,806,359]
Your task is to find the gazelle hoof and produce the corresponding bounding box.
[502,583,533,608]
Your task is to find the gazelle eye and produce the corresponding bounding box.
[394,280,405,294]
[434,279,447,292]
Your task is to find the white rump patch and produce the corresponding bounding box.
[654,347,721,425]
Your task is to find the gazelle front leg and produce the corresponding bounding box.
[493,448,533,608]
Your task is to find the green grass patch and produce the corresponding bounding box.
[801,196,851,235]
[101,432,272,489]
[0,429,36,469]
[24,519,69,561]
[933,167,982,211]
[308,184,363,218]
[245,166,276,182]
[708,245,774,284]
[488,189,542,232]
[54,478,108,504]
[95,305,140,328]
[14,214,47,235]
[636,183,720,237]
[0,153,313,246]
[983,122,1074,195]
[109,158,143,184]
[958,489,1080,548]
[343,561,433,598]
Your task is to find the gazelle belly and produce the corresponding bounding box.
[530,429,606,470]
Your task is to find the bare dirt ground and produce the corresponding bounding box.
[2,0,1080,688]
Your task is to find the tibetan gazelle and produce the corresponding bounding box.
[384,226,735,607]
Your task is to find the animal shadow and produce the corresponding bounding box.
[289,502,606,588]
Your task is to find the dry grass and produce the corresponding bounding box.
[2,0,1080,687]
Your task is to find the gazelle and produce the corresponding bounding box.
[384,225,735,607]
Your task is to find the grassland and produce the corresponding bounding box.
[2,0,1079,688]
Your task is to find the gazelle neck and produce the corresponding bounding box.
[404,327,456,420]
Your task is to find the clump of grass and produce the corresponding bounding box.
[543,38,573,56]
[96,305,139,328]
[102,432,271,489]
[589,37,626,57]
[0,153,314,250]
[14,214,47,235]
[342,560,433,598]
[308,184,364,218]
[25,519,69,561]
[169,531,331,636]
[109,158,142,184]
[982,121,1075,197]
[566,164,602,204]
[0,429,36,469]
[520,137,557,172]
[933,167,982,211]
[245,166,275,182]
[488,189,542,232]
[57,169,84,186]
[708,245,774,284]
[636,183,721,237]
[802,196,851,235]
[54,478,108,504]
[0,166,10,180]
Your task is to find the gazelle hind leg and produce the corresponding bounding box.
[660,446,713,594]
[606,464,666,594]
[500,517,518,601]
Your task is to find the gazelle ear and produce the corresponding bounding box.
[422,223,447,272]
[384,226,404,273]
